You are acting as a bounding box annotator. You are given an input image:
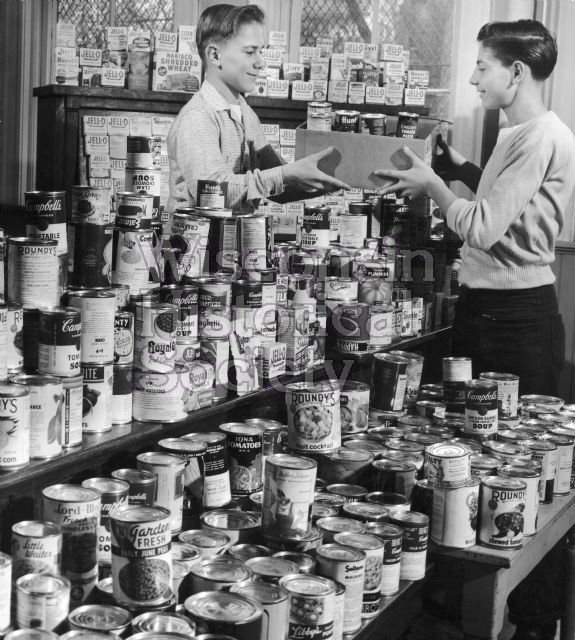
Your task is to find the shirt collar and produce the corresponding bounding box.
[200,80,247,123]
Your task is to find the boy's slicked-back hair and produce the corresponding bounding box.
[196,3,265,63]
[477,19,557,80]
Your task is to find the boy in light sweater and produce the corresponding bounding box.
[376,19,575,395]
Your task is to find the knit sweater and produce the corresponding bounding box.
[445,111,575,289]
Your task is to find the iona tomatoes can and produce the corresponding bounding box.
[219,423,263,496]
[279,574,335,640]
[38,307,82,377]
[464,380,498,437]
[0,382,30,470]
[479,477,526,549]
[285,382,341,453]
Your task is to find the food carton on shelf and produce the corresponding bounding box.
[178,25,197,53]
[152,52,202,92]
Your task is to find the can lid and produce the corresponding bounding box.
[191,557,252,583]
[68,605,132,631]
[316,543,366,562]
[42,484,100,503]
[426,442,471,458]
[218,423,263,437]
[333,531,384,550]
[227,544,272,562]
[81,478,130,495]
[316,516,366,534]
[12,520,62,538]
[10,373,63,387]
[389,511,429,527]
[279,573,335,596]
[4,630,60,640]
[178,529,231,548]
[245,418,283,432]
[499,465,541,479]
[364,522,404,538]
[343,440,385,453]
[200,510,261,531]
[372,460,417,473]
[326,483,369,498]
[245,556,300,577]
[137,452,185,468]
[112,504,171,523]
[321,448,373,463]
[342,502,389,521]
[110,468,156,485]
[520,439,557,451]
[171,542,200,564]
[182,432,226,445]
[266,454,318,471]
[157,439,208,455]
[481,476,528,491]
[365,491,409,506]
[230,582,287,604]
[131,612,195,635]
[16,573,70,594]
[479,371,520,382]
[185,591,262,623]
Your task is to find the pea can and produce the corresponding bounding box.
[0,382,30,470]
[16,573,70,632]
[279,574,335,640]
[478,477,526,549]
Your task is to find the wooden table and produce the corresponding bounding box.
[429,492,575,639]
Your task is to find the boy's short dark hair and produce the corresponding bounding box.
[477,19,557,80]
[196,4,265,63]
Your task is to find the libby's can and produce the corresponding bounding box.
[464,380,498,436]
[11,521,63,580]
[279,574,335,640]
[25,191,67,254]
[479,372,520,419]
[6,304,24,374]
[7,238,60,309]
[442,357,472,413]
[81,363,113,432]
[371,353,409,412]
[110,468,157,507]
[478,477,526,549]
[219,423,263,496]
[430,477,480,548]
[389,512,429,581]
[38,307,82,377]
[71,185,111,225]
[0,383,30,470]
[65,289,116,363]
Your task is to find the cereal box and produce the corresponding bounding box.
[152,52,202,92]
[178,25,197,53]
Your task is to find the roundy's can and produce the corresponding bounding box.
[371,353,409,412]
[65,289,116,363]
[219,423,263,496]
[443,357,472,413]
[520,439,558,503]
[132,365,190,423]
[464,380,498,437]
[0,382,30,470]
[110,505,173,609]
[301,206,331,250]
[61,375,83,449]
[137,452,186,534]
[0,552,11,632]
[315,543,365,634]
[430,477,480,548]
[16,573,70,632]
[6,303,24,375]
[38,307,82,377]
[81,362,113,433]
[333,532,383,618]
[539,433,574,495]
[237,213,274,271]
[196,276,232,340]
[11,521,63,580]
[498,464,541,536]
[9,374,63,460]
[424,442,472,488]
[230,582,288,640]
[478,372,520,419]
[114,311,134,364]
[125,167,162,221]
[70,185,110,225]
[479,476,527,549]
[285,381,341,453]
[7,238,60,309]
[110,468,157,507]
[116,192,154,230]
[134,301,177,372]
[24,191,67,254]
[184,591,263,640]
[111,227,158,291]
[262,454,317,536]
[67,604,133,636]
[112,363,133,424]
[279,573,335,640]
[81,478,129,567]
[389,512,429,581]
[368,523,403,596]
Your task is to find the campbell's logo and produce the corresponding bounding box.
[26,199,63,213]
[62,318,81,334]
[467,390,497,402]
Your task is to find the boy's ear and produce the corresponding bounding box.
[511,60,526,83]
[206,43,221,67]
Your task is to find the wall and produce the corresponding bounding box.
[552,242,575,403]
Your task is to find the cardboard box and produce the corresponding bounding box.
[291,81,313,101]
[81,67,101,87]
[295,127,435,190]
[152,52,201,92]
[101,67,125,87]
[269,31,287,50]
[178,25,197,53]
[154,31,178,52]
[311,80,328,101]
[83,115,107,134]
[107,115,130,136]
[56,23,76,48]
[316,37,334,59]
[262,48,283,68]
[283,62,304,82]
[80,48,102,67]
[107,27,127,51]
[249,78,268,97]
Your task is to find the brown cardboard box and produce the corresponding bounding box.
[295,125,443,190]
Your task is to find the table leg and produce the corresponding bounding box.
[561,525,575,640]
[461,561,507,640]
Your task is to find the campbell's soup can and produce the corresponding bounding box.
[286,381,341,453]
[464,380,498,437]
[134,302,177,372]
[478,477,526,550]
[115,192,155,230]
[301,206,331,249]
[110,504,173,609]
[70,185,110,225]
[65,289,115,363]
[430,477,480,548]
[196,277,232,339]
[38,307,82,377]
[111,468,157,507]
[479,372,520,419]
[132,365,190,423]
[6,304,24,374]
[25,191,67,255]
[0,383,30,470]
[443,357,472,413]
[81,477,130,566]
[81,362,113,432]
[11,521,63,580]
[125,167,161,221]
[7,238,60,309]
[16,573,70,632]
[280,574,335,640]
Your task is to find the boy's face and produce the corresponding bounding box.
[216,21,266,95]
[469,44,516,110]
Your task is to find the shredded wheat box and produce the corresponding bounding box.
[80,48,102,67]
[107,27,128,51]
[152,51,202,92]
[178,25,197,53]
[107,115,130,136]
[56,22,76,48]
[101,67,125,87]
[154,31,178,52]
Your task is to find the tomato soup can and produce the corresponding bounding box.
[238,214,274,270]
[301,206,331,250]
[196,277,232,339]
[115,192,154,230]
[0,382,30,469]
[134,302,177,372]
[219,423,263,496]
[6,303,24,374]
[16,573,70,632]
[9,374,63,460]
[184,591,262,640]
[110,504,173,609]
[230,583,288,640]
[125,167,161,221]
[25,191,67,254]
[69,223,113,288]
[430,477,479,548]
[315,543,364,634]
[389,512,428,581]
[81,478,129,567]
[279,573,335,640]
[520,439,557,503]
[7,238,60,309]
[183,432,232,509]
[136,452,185,534]
[11,521,62,581]
[368,523,403,595]
[442,357,472,413]
[71,186,110,225]
[111,228,158,292]
[479,477,526,549]
[81,362,113,432]
[110,469,157,508]
[61,375,83,449]
[478,371,519,419]
[540,434,574,495]
[424,442,472,488]
[498,465,541,536]
[464,380,498,436]
[38,307,82,377]
[66,289,116,363]
[371,353,409,412]
[41,484,100,586]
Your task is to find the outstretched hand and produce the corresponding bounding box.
[434,133,467,181]
[282,146,351,194]
[374,147,438,199]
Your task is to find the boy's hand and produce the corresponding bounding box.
[282,147,351,193]
[374,147,438,199]
[434,134,467,181]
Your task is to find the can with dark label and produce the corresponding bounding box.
[115,192,154,230]
[114,311,134,364]
[184,432,232,509]
[197,180,228,209]
[7,238,60,309]
[520,439,558,503]
[126,136,162,169]
[389,511,429,580]
[540,433,574,495]
[371,460,417,499]
[308,101,332,118]
[478,477,526,549]
[443,357,472,413]
[219,423,263,496]
[81,362,113,432]
[112,363,133,424]
[69,223,113,288]
[66,289,116,363]
[360,113,385,135]
[25,191,67,255]
[125,167,162,220]
[334,110,360,132]
[38,307,82,377]
[110,468,157,507]
[0,382,30,470]
[371,353,409,412]
[396,112,419,138]
[301,206,331,250]
[71,186,111,225]
[11,521,63,581]
[464,380,498,437]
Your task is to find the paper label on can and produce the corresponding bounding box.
[96,493,129,564]
[202,440,232,508]
[133,370,189,422]
[0,559,11,630]
[69,296,115,362]
[339,215,367,249]
[28,383,64,459]
[63,382,83,447]
[286,387,341,452]
[112,392,133,424]
[6,307,24,373]
[380,561,401,595]
[479,485,525,548]
[26,223,68,255]
[399,550,426,580]
[114,315,134,364]
[431,486,478,548]
[0,393,30,468]
[287,589,334,640]
[16,579,70,631]
[8,244,60,309]
[11,530,62,580]
[317,554,364,633]
[135,307,177,372]
[82,364,113,432]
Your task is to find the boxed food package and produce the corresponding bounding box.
[80,48,102,67]
[291,81,314,101]
[154,32,178,52]
[249,78,268,97]
[83,115,107,134]
[127,28,152,52]
[81,67,101,87]
[56,22,76,48]
[178,25,197,53]
[269,31,287,51]
[107,27,128,51]
[267,79,289,99]
[152,52,202,92]
[107,115,130,136]
[51,47,79,85]
[101,67,126,87]
[258,342,287,380]
[283,62,304,82]
[316,37,334,59]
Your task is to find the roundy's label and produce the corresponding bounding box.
[0,383,31,469]
[479,477,526,549]
[285,382,341,453]
[464,380,498,436]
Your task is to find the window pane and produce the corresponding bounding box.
[115,0,174,33]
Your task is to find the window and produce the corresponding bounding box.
[57,0,175,49]
[300,0,455,119]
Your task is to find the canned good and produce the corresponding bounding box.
[38,307,82,377]
[519,394,564,414]
[325,483,369,503]
[16,573,70,632]
[230,582,288,640]
[111,364,132,424]
[361,113,385,135]
[372,353,409,412]
[0,552,10,632]
[279,573,335,640]
[134,302,177,372]
[478,372,519,418]
[125,167,161,221]
[339,213,368,250]
[389,512,428,580]
[0,382,30,469]
[178,529,231,558]
[81,362,113,432]
[189,557,253,593]
[300,206,331,250]
[67,604,132,636]
[115,192,155,230]
[365,492,410,517]
[114,311,134,364]
[308,102,332,118]
[520,439,558,503]
[5,631,59,640]
[443,357,472,413]
[126,136,161,169]
[424,442,472,488]
[130,611,195,635]
[7,238,60,309]
[237,214,274,271]
[69,223,113,288]
[110,505,173,609]
[539,434,574,495]
[219,423,263,495]
[61,375,83,449]
[137,452,186,533]
[6,304,24,374]
[465,380,498,436]
[478,477,527,549]
[157,438,206,514]
[316,517,366,544]
[196,277,232,339]
[318,448,373,485]
[334,110,360,132]
[132,365,191,423]
[71,186,110,225]
[184,432,232,509]
[498,465,541,536]
[111,228,158,291]
[395,112,419,138]
[11,521,62,581]
[430,477,480,548]
[201,510,261,546]
[365,523,403,596]
[470,454,501,478]
[227,544,272,563]
[389,350,424,407]
[260,526,323,554]
[25,191,67,253]
[272,551,315,574]
[66,289,115,363]
[410,479,434,517]
[110,468,157,507]
[371,460,417,498]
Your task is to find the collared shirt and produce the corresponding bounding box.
[166,80,285,213]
